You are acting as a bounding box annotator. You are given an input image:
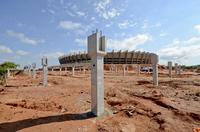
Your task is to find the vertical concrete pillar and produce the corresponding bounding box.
[123,65,126,76]
[137,64,140,75]
[83,67,86,74]
[7,69,10,78]
[175,63,178,75]
[72,66,75,76]
[151,54,159,86]
[28,65,31,77]
[42,57,48,86]
[109,65,112,72]
[59,68,62,75]
[168,61,172,78]
[32,63,36,79]
[178,65,181,75]
[88,30,106,116]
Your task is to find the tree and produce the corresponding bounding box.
[0,62,17,76]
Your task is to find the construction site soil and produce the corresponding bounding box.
[0,70,199,132]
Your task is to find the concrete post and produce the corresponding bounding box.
[137,64,140,75]
[28,65,31,77]
[60,68,62,75]
[42,57,48,86]
[111,64,115,72]
[109,65,112,72]
[72,66,75,76]
[7,69,10,78]
[123,65,126,76]
[32,63,36,79]
[151,54,159,86]
[178,65,181,75]
[175,63,178,75]
[168,61,172,78]
[83,67,86,74]
[88,30,106,116]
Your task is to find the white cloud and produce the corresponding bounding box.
[118,20,137,29]
[6,30,45,45]
[75,38,87,46]
[66,11,76,17]
[91,17,95,21]
[159,32,168,37]
[58,21,82,30]
[76,11,85,16]
[48,9,55,14]
[95,0,120,19]
[0,45,13,54]
[194,24,200,33]
[108,34,151,51]
[158,36,200,63]
[142,21,161,29]
[41,52,65,59]
[184,36,200,45]
[16,50,29,56]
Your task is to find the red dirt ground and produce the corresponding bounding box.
[0,69,199,132]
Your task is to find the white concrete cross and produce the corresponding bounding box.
[151,54,159,86]
[168,61,172,78]
[175,63,178,75]
[41,57,48,86]
[32,63,36,79]
[88,30,106,116]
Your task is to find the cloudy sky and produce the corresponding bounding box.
[0,0,200,67]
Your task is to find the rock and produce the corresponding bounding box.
[86,100,91,103]
[195,92,200,97]
[120,123,136,132]
[61,108,67,113]
[135,108,147,115]
[193,97,199,101]
[113,110,118,114]
[126,111,133,117]
[0,88,4,92]
[107,97,123,106]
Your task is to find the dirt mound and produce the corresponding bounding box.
[49,77,65,85]
[4,99,67,112]
[137,80,151,85]
[97,117,136,132]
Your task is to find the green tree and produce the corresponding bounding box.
[0,62,18,76]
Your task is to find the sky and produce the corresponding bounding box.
[0,0,200,68]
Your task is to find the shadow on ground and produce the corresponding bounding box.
[0,112,94,132]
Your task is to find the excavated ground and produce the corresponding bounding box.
[0,70,199,132]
